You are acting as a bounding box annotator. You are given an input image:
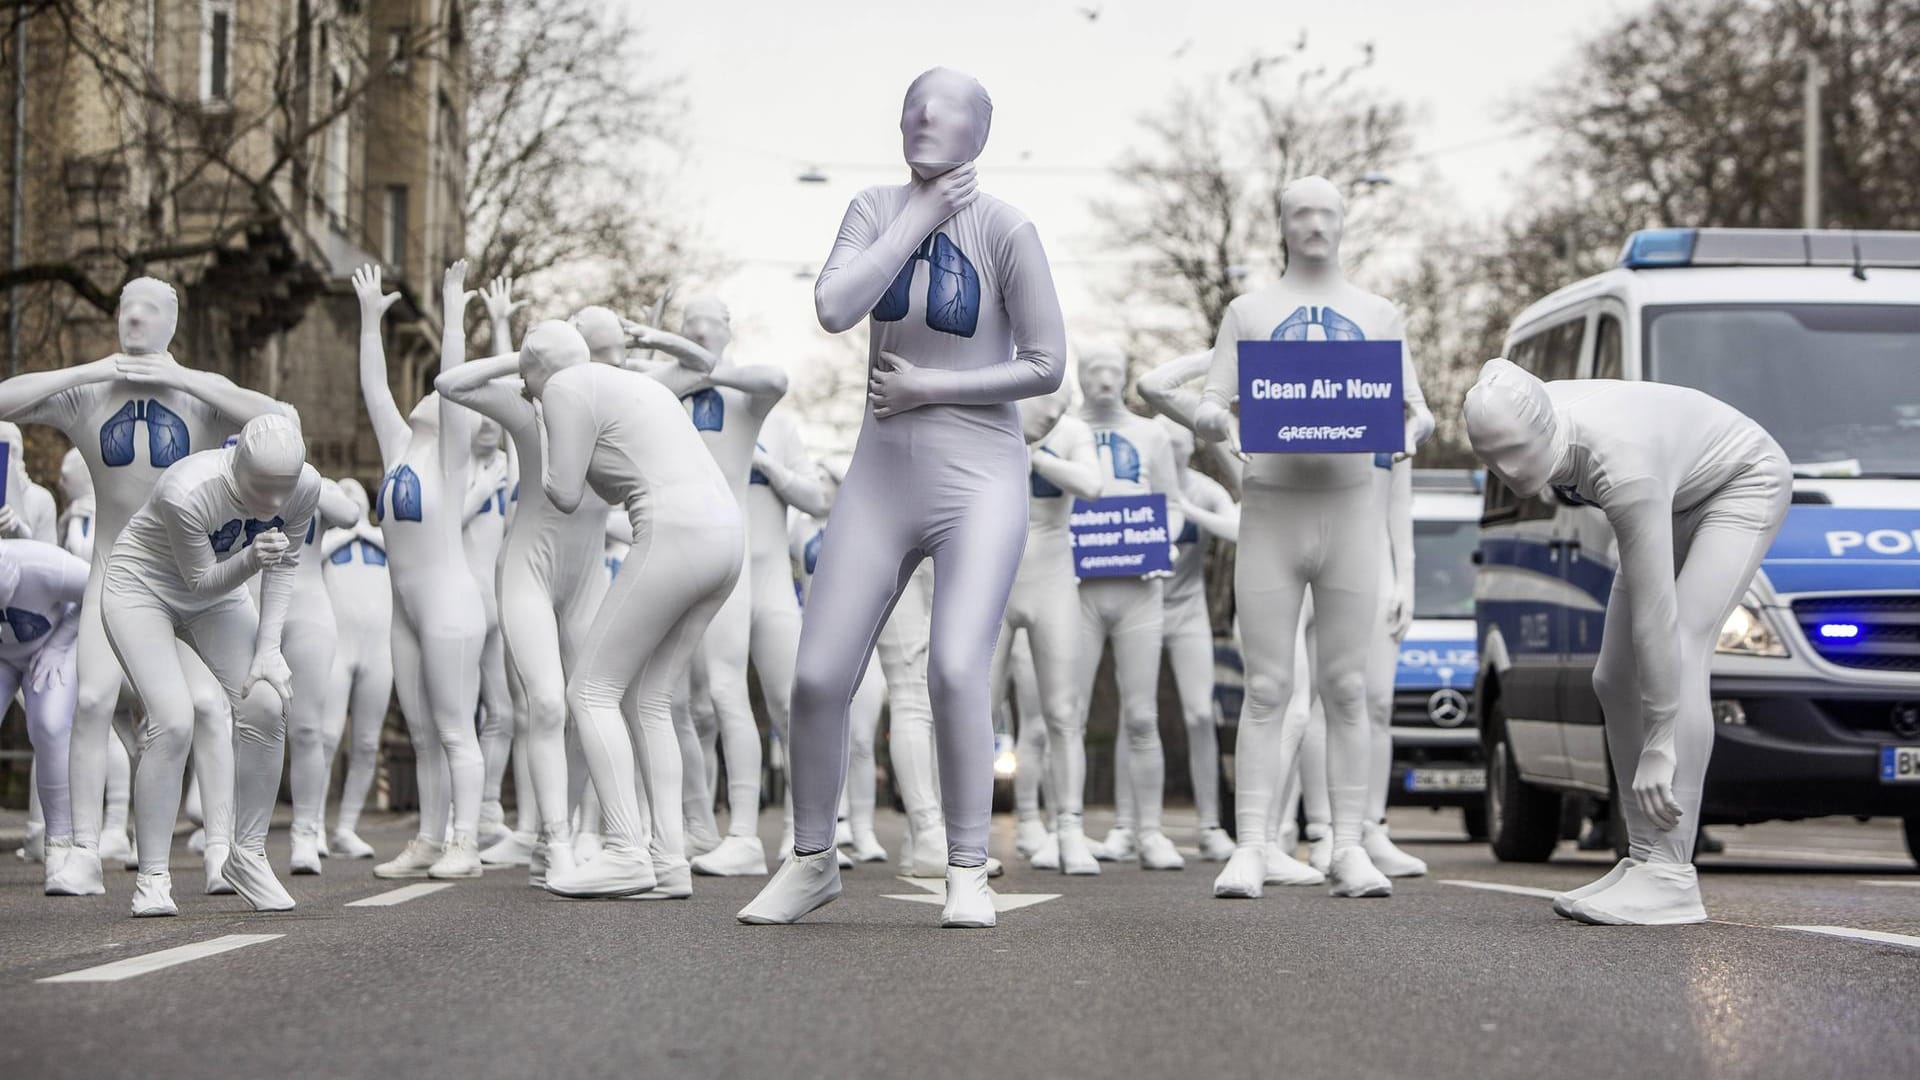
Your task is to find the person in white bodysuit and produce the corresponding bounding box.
[462,415,517,848]
[1072,346,1187,871]
[106,415,320,915]
[0,539,86,889]
[515,319,742,898]
[320,479,392,859]
[740,67,1066,929]
[1465,359,1790,925]
[0,277,289,898]
[990,381,1102,874]
[0,423,59,543]
[279,476,360,874]
[1196,176,1433,900]
[353,263,489,881]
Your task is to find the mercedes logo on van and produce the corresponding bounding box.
[1893,703,1920,740]
[1428,689,1468,728]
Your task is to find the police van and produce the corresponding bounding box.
[1390,470,1485,836]
[1474,228,1920,865]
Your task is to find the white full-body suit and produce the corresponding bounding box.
[463,421,516,845]
[741,67,1065,929]
[520,327,742,898]
[354,264,489,880]
[0,278,288,897]
[1465,360,1790,925]
[279,479,360,873]
[990,388,1102,872]
[6,430,77,867]
[1196,177,1433,899]
[0,539,87,884]
[106,420,321,915]
[1073,349,1187,871]
[320,482,392,858]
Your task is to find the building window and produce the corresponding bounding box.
[202,0,236,102]
[324,68,350,226]
[385,185,408,267]
[388,29,410,74]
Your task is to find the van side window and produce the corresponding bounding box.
[1481,471,1519,525]
[1594,313,1623,379]
[1509,317,1584,382]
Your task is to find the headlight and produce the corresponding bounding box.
[992,750,1018,779]
[1717,603,1787,657]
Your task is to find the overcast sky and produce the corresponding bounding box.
[641,0,1648,448]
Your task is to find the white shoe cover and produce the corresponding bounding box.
[46,844,104,896]
[17,823,44,863]
[837,849,854,868]
[737,848,841,925]
[1278,820,1299,854]
[99,828,134,870]
[691,835,767,877]
[223,847,296,911]
[317,829,332,858]
[1029,832,1060,870]
[374,837,444,879]
[903,828,947,878]
[1212,846,1266,899]
[1261,842,1327,886]
[330,829,377,860]
[834,819,854,848]
[1362,821,1427,878]
[572,831,604,863]
[1092,826,1136,862]
[290,827,323,876]
[1138,831,1186,871]
[530,834,574,889]
[1306,824,1332,875]
[477,801,512,848]
[1015,817,1050,857]
[942,864,996,928]
[685,817,723,857]
[481,829,536,867]
[1567,861,1706,926]
[1554,857,1641,919]
[188,827,207,855]
[1328,845,1393,898]
[850,831,888,863]
[428,832,484,879]
[639,857,692,900]
[985,856,1004,878]
[131,871,177,917]
[545,845,656,898]
[1198,827,1236,863]
[204,842,235,895]
[1057,826,1101,876]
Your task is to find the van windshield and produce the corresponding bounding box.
[1645,303,1920,478]
[1414,519,1478,619]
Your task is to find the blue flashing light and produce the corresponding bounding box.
[1620,229,1699,269]
[1817,623,1862,640]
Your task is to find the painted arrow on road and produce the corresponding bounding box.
[883,875,1061,913]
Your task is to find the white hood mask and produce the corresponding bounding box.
[1464,358,1565,499]
[901,67,992,180]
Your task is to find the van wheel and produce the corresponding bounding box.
[1487,701,1560,863]
[1462,796,1488,840]
[1903,815,1920,867]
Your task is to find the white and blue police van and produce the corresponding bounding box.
[1474,227,1920,865]
[1389,470,1486,836]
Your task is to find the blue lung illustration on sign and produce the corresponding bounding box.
[1096,431,1141,483]
[687,388,726,432]
[874,233,979,338]
[375,465,422,524]
[1030,447,1063,498]
[3,607,52,643]
[803,529,825,575]
[1270,305,1365,342]
[100,399,191,468]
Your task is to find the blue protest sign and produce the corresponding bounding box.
[1237,340,1404,454]
[1069,493,1174,579]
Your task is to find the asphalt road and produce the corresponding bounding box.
[2,807,1916,1080]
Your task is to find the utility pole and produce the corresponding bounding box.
[1802,51,1823,230]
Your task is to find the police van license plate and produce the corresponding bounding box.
[1881,746,1920,783]
[1403,768,1485,793]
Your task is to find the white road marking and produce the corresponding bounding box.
[884,875,1061,913]
[345,882,455,907]
[1858,879,1920,888]
[38,934,283,984]
[1779,925,1920,950]
[1439,879,1559,900]
[1714,846,1915,867]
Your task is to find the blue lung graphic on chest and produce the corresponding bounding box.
[749,441,769,485]
[100,399,190,469]
[803,529,825,575]
[329,539,387,565]
[1270,305,1365,342]
[208,515,285,555]
[1176,520,1198,545]
[1,607,52,643]
[1029,446,1062,498]
[373,465,422,524]
[686,388,725,433]
[1095,431,1141,483]
[874,232,980,338]
[1553,484,1598,508]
